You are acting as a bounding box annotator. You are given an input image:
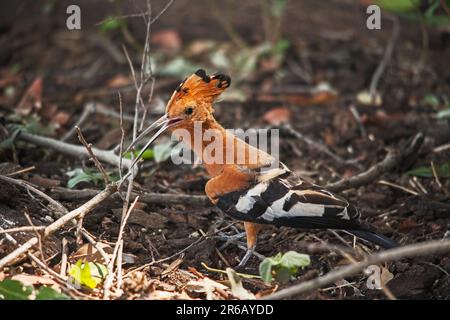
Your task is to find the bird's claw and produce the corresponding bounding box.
[235,247,255,269]
[214,231,246,250]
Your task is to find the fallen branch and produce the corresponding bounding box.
[17,131,133,169]
[0,184,118,269]
[262,238,450,300]
[0,175,68,215]
[0,237,38,269]
[326,133,424,193]
[51,187,211,207]
[44,184,117,238]
[0,226,87,299]
[0,226,45,234]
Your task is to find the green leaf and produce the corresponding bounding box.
[272,39,290,55]
[123,149,155,160]
[279,251,311,269]
[376,0,421,13]
[407,162,450,178]
[99,16,123,31]
[259,259,274,283]
[35,286,70,300]
[259,251,310,283]
[0,279,33,300]
[66,169,118,188]
[423,94,440,107]
[273,266,292,283]
[68,260,108,289]
[67,171,98,188]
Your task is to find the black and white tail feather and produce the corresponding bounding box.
[216,167,398,249]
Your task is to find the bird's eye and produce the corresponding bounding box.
[185,106,194,115]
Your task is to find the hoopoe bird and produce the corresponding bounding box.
[128,69,398,267]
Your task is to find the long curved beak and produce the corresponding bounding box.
[125,114,183,170]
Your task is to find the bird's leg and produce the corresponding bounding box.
[236,222,264,268]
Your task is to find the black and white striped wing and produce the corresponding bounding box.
[216,176,362,230]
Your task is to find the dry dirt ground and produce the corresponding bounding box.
[0,0,449,299]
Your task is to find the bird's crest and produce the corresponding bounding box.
[166,69,231,113]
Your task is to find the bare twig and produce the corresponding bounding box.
[6,166,36,177]
[431,161,449,197]
[60,238,68,277]
[24,212,45,264]
[118,92,125,179]
[76,126,110,185]
[104,196,139,299]
[369,13,399,102]
[378,180,419,196]
[51,187,210,206]
[62,103,96,142]
[94,0,173,26]
[44,184,117,238]
[0,237,38,269]
[0,184,117,270]
[0,226,45,234]
[17,131,133,169]
[349,105,367,139]
[0,226,87,299]
[263,239,450,300]
[325,133,424,193]
[115,240,124,294]
[0,175,112,266]
[282,123,347,165]
[0,175,67,215]
[124,234,207,277]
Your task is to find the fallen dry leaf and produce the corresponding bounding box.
[106,74,133,88]
[69,242,113,264]
[53,111,70,126]
[380,266,394,287]
[263,107,291,125]
[186,277,230,300]
[151,29,182,51]
[16,77,43,116]
[11,274,61,292]
[226,268,255,300]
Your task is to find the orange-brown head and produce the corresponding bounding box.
[126,69,230,168]
[165,69,231,129]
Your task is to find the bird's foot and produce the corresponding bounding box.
[214,230,246,250]
[214,229,265,268]
[235,245,265,269]
[235,247,255,269]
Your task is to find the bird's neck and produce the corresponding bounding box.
[174,117,274,178]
